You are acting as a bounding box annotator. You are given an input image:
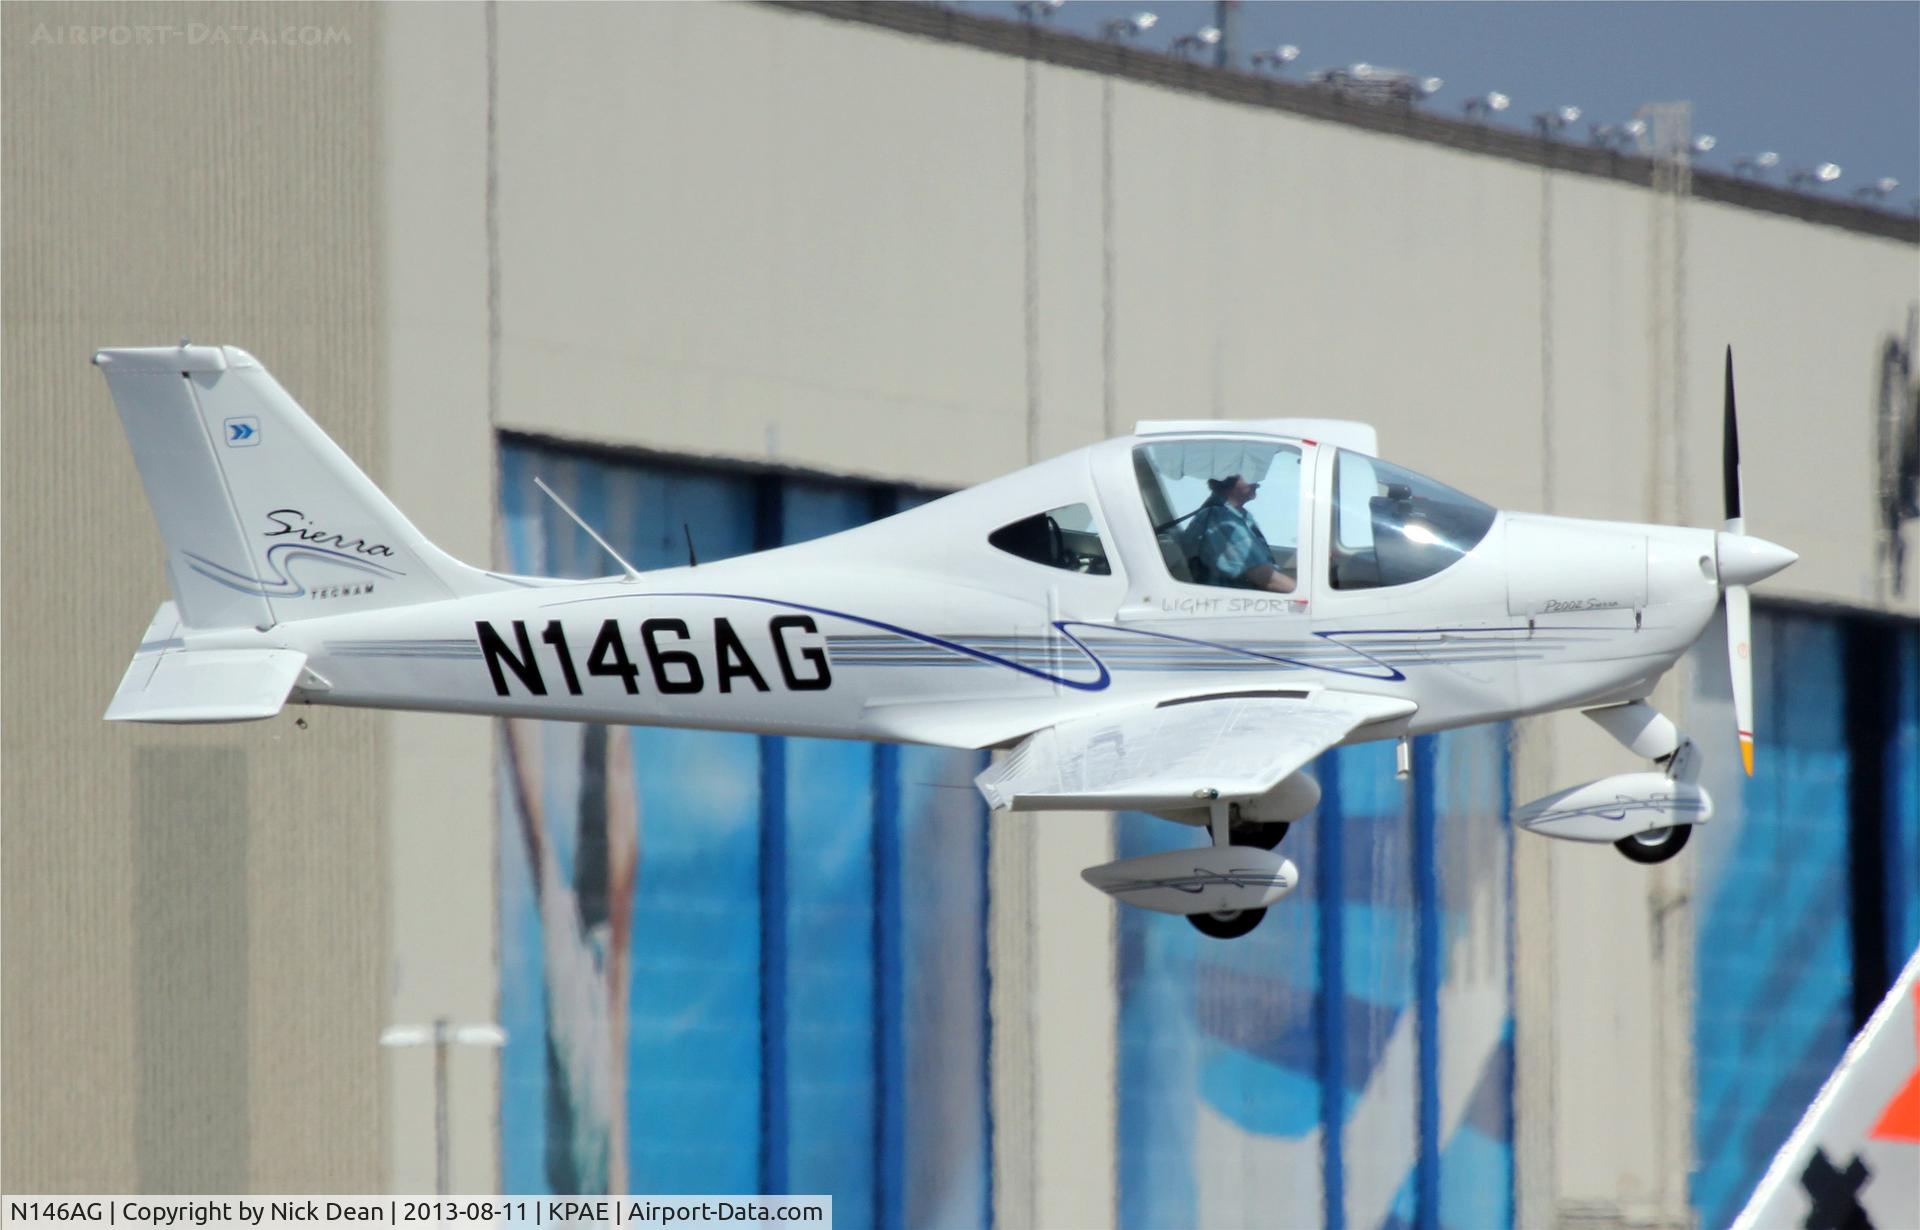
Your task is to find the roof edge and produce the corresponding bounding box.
[772,0,1918,247]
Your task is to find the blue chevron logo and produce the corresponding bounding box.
[225,417,260,447]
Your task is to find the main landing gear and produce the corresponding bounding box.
[1615,824,1692,864]
[1184,801,1289,940]
[1189,907,1267,939]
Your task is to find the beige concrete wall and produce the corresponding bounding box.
[1,1,388,1190]
[488,3,1032,489]
[377,2,499,1195]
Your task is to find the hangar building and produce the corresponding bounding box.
[4,4,1915,1228]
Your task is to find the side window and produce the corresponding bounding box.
[1330,450,1497,590]
[1133,440,1301,593]
[988,503,1111,575]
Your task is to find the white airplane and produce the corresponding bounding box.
[96,344,1796,939]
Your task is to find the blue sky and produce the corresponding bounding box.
[965,1,1919,209]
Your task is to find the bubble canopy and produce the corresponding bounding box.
[1129,436,1496,594]
[1330,450,1496,590]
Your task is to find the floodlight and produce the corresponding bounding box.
[1590,120,1649,151]
[1732,151,1780,178]
[1251,44,1300,71]
[1852,177,1900,201]
[1463,91,1510,119]
[1787,162,1842,188]
[1534,105,1581,137]
[1102,11,1157,38]
[1690,134,1717,155]
[1171,25,1222,57]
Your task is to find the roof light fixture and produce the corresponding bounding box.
[1250,44,1301,71]
[1787,162,1843,188]
[1102,11,1158,38]
[1533,105,1581,137]
[1170,25,1223,57]
[1463,91,1511,120]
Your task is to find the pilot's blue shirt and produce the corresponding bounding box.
[1190,502,1273,586]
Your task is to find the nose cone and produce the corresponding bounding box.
[1716,532,1798,587]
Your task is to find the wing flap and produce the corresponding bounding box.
[976,690,1414,812]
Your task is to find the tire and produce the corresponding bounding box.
[1230,819,1291,851]
[1187,907,1268,939]
[1615,824,1692,865]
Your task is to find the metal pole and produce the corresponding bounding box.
[1214,0,1239,70]
[433,1016,450,1195]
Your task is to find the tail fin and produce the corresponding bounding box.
[96,345,498,630]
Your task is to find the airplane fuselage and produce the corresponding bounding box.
[169,499,1724,753]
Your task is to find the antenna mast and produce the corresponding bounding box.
[531,476,641,581]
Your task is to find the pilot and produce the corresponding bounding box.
[1191,474,1296,593]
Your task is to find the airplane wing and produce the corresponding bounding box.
[975,689,1415,813]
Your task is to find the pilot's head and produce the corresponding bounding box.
[1208,475,1259,506]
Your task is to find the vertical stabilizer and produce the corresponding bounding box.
[96,345,499,629]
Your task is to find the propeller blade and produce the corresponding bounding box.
[1726,583,1755,776]
[1721,344,1758,774]
[1723,345,1744,533]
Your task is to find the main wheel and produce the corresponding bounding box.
[1230,818,1291,850]
[1187,907,1268,940]
[1615,824,1691,865]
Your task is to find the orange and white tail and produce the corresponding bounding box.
[1733,948,1920,1228]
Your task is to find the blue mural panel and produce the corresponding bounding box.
[897,745,993,1230]
[1117,732,1513,1230]
[1884,627,1919,966]
[1692,610,1854,1229]
[778,483,882,1208]
[496,440,991,1218]
[1431,725,1513,1230]
[1335,743,1418,1230]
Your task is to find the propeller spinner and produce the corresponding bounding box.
[1715,347,1798,775]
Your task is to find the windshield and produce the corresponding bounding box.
[1330,451,1496,589]
[1133,440,1302,593]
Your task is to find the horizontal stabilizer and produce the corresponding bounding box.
[106,631,307,724]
